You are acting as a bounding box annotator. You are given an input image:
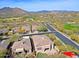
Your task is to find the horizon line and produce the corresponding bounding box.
[0,7,79,12]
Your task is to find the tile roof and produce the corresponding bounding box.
[11,36,31,50]
[32,35,53,47]
[0,29,9,34]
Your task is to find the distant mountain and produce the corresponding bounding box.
[0,7,79,18]
[0,7,29,18]
[37,10,51,13]
[30,10,79,15]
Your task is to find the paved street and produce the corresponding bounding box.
[44,23,79,49]
[21,32,53,36]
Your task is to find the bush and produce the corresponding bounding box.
[37,26,48,32]
[36,52,48,58]
[0,36,4,41]
[0,47,7,58]
[65,45,77,51]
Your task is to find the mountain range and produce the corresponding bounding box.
[0,7,79,18]
[0,7,29,18]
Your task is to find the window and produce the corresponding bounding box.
[16,52,22,55]
[23,42,26,44]
[18,52,22,54]
[24,49,29,53]
[44,48,49,51]
[50,44,52,50]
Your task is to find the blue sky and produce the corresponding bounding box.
[0,0,79,11]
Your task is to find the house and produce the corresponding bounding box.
[0,29,9,35]
[11,36,32,55]
[31,35,56,54]
[21,25,30,33]
[0,40,9,49]
[32,22,41,32]
[12,25,30,34]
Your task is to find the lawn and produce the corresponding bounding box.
[36,52,67,58]
[36,52,48,58]
[64,23,79,31]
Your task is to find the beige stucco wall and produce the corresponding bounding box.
[35,44,54,53]
[12,48,32,55]
[27,49,32,54]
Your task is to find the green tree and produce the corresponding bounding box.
[0,36,4,41]
[0,47,7,58]
[36,52,48,58]
[37,26,48,32]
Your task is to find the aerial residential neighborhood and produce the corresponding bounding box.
[0,0,79,58]
[11,36,32,56]
[0,17,79,58]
